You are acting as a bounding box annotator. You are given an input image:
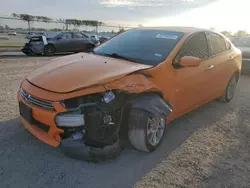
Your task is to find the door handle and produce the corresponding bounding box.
[206,65,214,70]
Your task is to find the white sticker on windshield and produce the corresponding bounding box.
[154,53,162,57]
[156,34,178,40]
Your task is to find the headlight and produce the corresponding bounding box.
[103,91,115,103]
[55,114,85,127]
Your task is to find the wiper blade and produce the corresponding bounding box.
[102,53,137,63]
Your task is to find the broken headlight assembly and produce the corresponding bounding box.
[56,91,115,128]
[55,113,85,127]
[57,90,128,147]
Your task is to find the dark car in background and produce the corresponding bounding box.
[22,32,97,56]
[232,36,250,72]
[232,36,250,61]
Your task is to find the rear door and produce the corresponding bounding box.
[206,32,233,97]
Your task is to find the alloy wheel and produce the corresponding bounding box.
[147,116,165,146]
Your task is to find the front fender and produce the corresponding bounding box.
[129,93,173,117]
[104,74,161,94]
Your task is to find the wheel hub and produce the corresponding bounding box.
[147,116,165,146]
[227,78,236,100]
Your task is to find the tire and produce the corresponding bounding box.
[44,44,55,56]
[128,109,166,152]
[219,75,238,102]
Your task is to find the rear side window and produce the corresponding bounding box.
[178,32,209,60]
[209,33,227,55]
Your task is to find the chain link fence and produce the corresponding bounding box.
[0,16,135,37]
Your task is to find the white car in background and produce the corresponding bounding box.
[7,31,17,36]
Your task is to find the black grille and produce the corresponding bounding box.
[20,89,54,110]
[35,121,50,132]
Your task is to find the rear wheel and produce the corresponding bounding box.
[128,109,166,152]
[219,75,238,102]
[44,44,55,56]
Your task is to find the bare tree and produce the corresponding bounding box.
[65,19,104,33]
[12,13,34,31]
[11,13,105,33]
[35,16,52,23]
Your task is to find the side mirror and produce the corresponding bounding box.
[57,36,62,40]
[179,56,201,67]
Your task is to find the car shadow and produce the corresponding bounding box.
[201,78,250,188]
[0,96,238,188]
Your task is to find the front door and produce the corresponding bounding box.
[55,32,75,52]
[166,32,216,119]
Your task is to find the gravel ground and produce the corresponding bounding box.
[0,59,46,121]
[0,34,26,47]
[0,59,249,188]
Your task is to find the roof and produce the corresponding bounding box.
[135,26,209,34]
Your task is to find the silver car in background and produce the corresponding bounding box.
[22,32,97,56]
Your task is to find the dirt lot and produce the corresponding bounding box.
[0,59,46,121]
[0,59,249,188]
[0,34,26,47]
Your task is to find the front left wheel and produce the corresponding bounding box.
[128,109,166,152]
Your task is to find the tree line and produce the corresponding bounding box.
[11,13,105,32]
[220,30,249,37]
[2,14,249,36]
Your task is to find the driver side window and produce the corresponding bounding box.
[176,32,209,63]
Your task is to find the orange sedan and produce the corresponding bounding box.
[17,27,242,159]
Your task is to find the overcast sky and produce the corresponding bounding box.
[0,0,219,25]
[0,0,248,32]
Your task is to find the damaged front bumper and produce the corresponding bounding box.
[61,136,121,162]
[18,87,126,161]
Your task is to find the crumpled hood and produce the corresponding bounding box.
[26,53,152,93]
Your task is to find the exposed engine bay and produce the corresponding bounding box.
[59,91,128,145]
[58,90,131,161]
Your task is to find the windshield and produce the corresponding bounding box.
[93,29,184,66]
[232,37,250,47]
